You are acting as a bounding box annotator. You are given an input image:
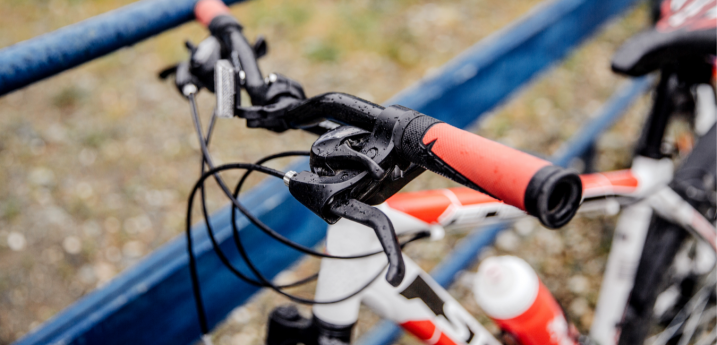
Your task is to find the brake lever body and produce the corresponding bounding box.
[287,116,422,222]
[286,108,433,287]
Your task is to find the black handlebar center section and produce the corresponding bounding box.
[286,92,384,131]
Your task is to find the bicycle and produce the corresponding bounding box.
[168,0,716,344]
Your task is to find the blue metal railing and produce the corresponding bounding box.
[0,0,246,96]
[552,76,654,167]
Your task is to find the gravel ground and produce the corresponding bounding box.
[0,0,651,344]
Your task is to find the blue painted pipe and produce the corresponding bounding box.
[0,0,245,96]
[354,76,653,345]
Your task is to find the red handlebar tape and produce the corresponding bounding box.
[422,123,550,211]
[195,0,231,27]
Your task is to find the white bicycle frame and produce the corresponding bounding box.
[591,83,717,345]
[304,84,717,345]
[313,206,502,344]
[306,153,716,345]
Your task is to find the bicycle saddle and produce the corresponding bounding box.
[612,0,716,76]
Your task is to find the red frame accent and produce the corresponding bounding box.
[387,170,640,223]
[400,320,461,345]
[386,188,500,224]
[401,320,437,341]
[580,170,638,191]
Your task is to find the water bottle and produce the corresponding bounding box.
[473,255,578,345]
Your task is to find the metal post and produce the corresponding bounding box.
[0,0,246,96]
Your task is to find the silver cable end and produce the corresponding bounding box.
[283,170,297,187]
[182,84,198,97]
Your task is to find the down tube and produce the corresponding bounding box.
[362,256,500,345]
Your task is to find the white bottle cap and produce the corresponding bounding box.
[473,256,539,320]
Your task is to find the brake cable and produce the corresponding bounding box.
[188,94,420,260]
[201,151,322,288]
[196,113,315,287]
[184,94,430,334]
[187,164,403,304]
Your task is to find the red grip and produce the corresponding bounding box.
[422,123,550,210]
[195,0,231,27]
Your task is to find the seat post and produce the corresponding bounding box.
[635,70,677,159]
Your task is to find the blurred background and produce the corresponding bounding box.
[0,0,652,344]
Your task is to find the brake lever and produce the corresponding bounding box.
[253,35,268,59]
[158,64,178,80]
[159,36,222,98]
[287,169,407,287]
[330,199,405,287]
[285,122,426,287]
